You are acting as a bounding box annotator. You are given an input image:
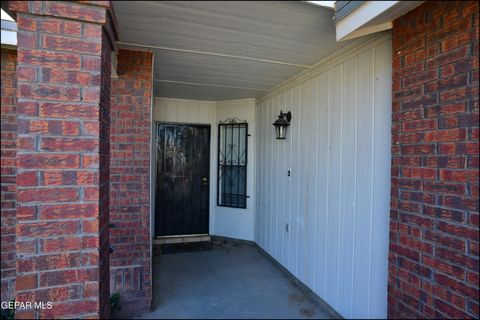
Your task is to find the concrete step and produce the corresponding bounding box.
[153,234,210,245]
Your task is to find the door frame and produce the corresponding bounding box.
[154,121,211,237]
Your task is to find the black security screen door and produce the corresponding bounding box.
[217,119,248,208]
[155,124,210,236]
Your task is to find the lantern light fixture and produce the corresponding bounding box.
[273,110,292,140]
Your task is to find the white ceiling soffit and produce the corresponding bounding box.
[336,1,424,41]
[114,1,351,101]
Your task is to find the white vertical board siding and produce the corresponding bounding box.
[153,98,256,241]
[255,35,392,319]
[154,97,215,124]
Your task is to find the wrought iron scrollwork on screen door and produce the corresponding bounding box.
[217,118,248,208]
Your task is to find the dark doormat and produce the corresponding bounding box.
[160,241,213,254]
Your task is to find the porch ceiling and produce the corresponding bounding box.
[114,1,350,101]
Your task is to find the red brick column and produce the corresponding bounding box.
[389,1,479,318]
[9,1,118,318]
[1,48,18,304]
[109,49,153,314]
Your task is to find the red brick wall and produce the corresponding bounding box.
[109,49,153,314]
[1,48,17,304]
[389,1,479,318]
[9,1,118,318]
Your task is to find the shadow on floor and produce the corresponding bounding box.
[135,238,339,319]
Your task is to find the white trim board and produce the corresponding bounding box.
[1,20,17,47]
[335,1,423,41]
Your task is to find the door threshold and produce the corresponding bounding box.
[154,234,210,245]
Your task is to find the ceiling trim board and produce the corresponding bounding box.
[154,79,269,92]
[117,41,312,69]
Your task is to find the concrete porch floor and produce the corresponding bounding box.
[136,239,339,319]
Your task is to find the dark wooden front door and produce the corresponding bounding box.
[155,124,210,236]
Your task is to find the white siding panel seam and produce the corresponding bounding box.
[324,69,331,299]
[350,56,359,319]
[312,77,319,292]
[336,63,343,310]
[367,46,376,318]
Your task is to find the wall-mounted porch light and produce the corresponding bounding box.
[273,110,292,140]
